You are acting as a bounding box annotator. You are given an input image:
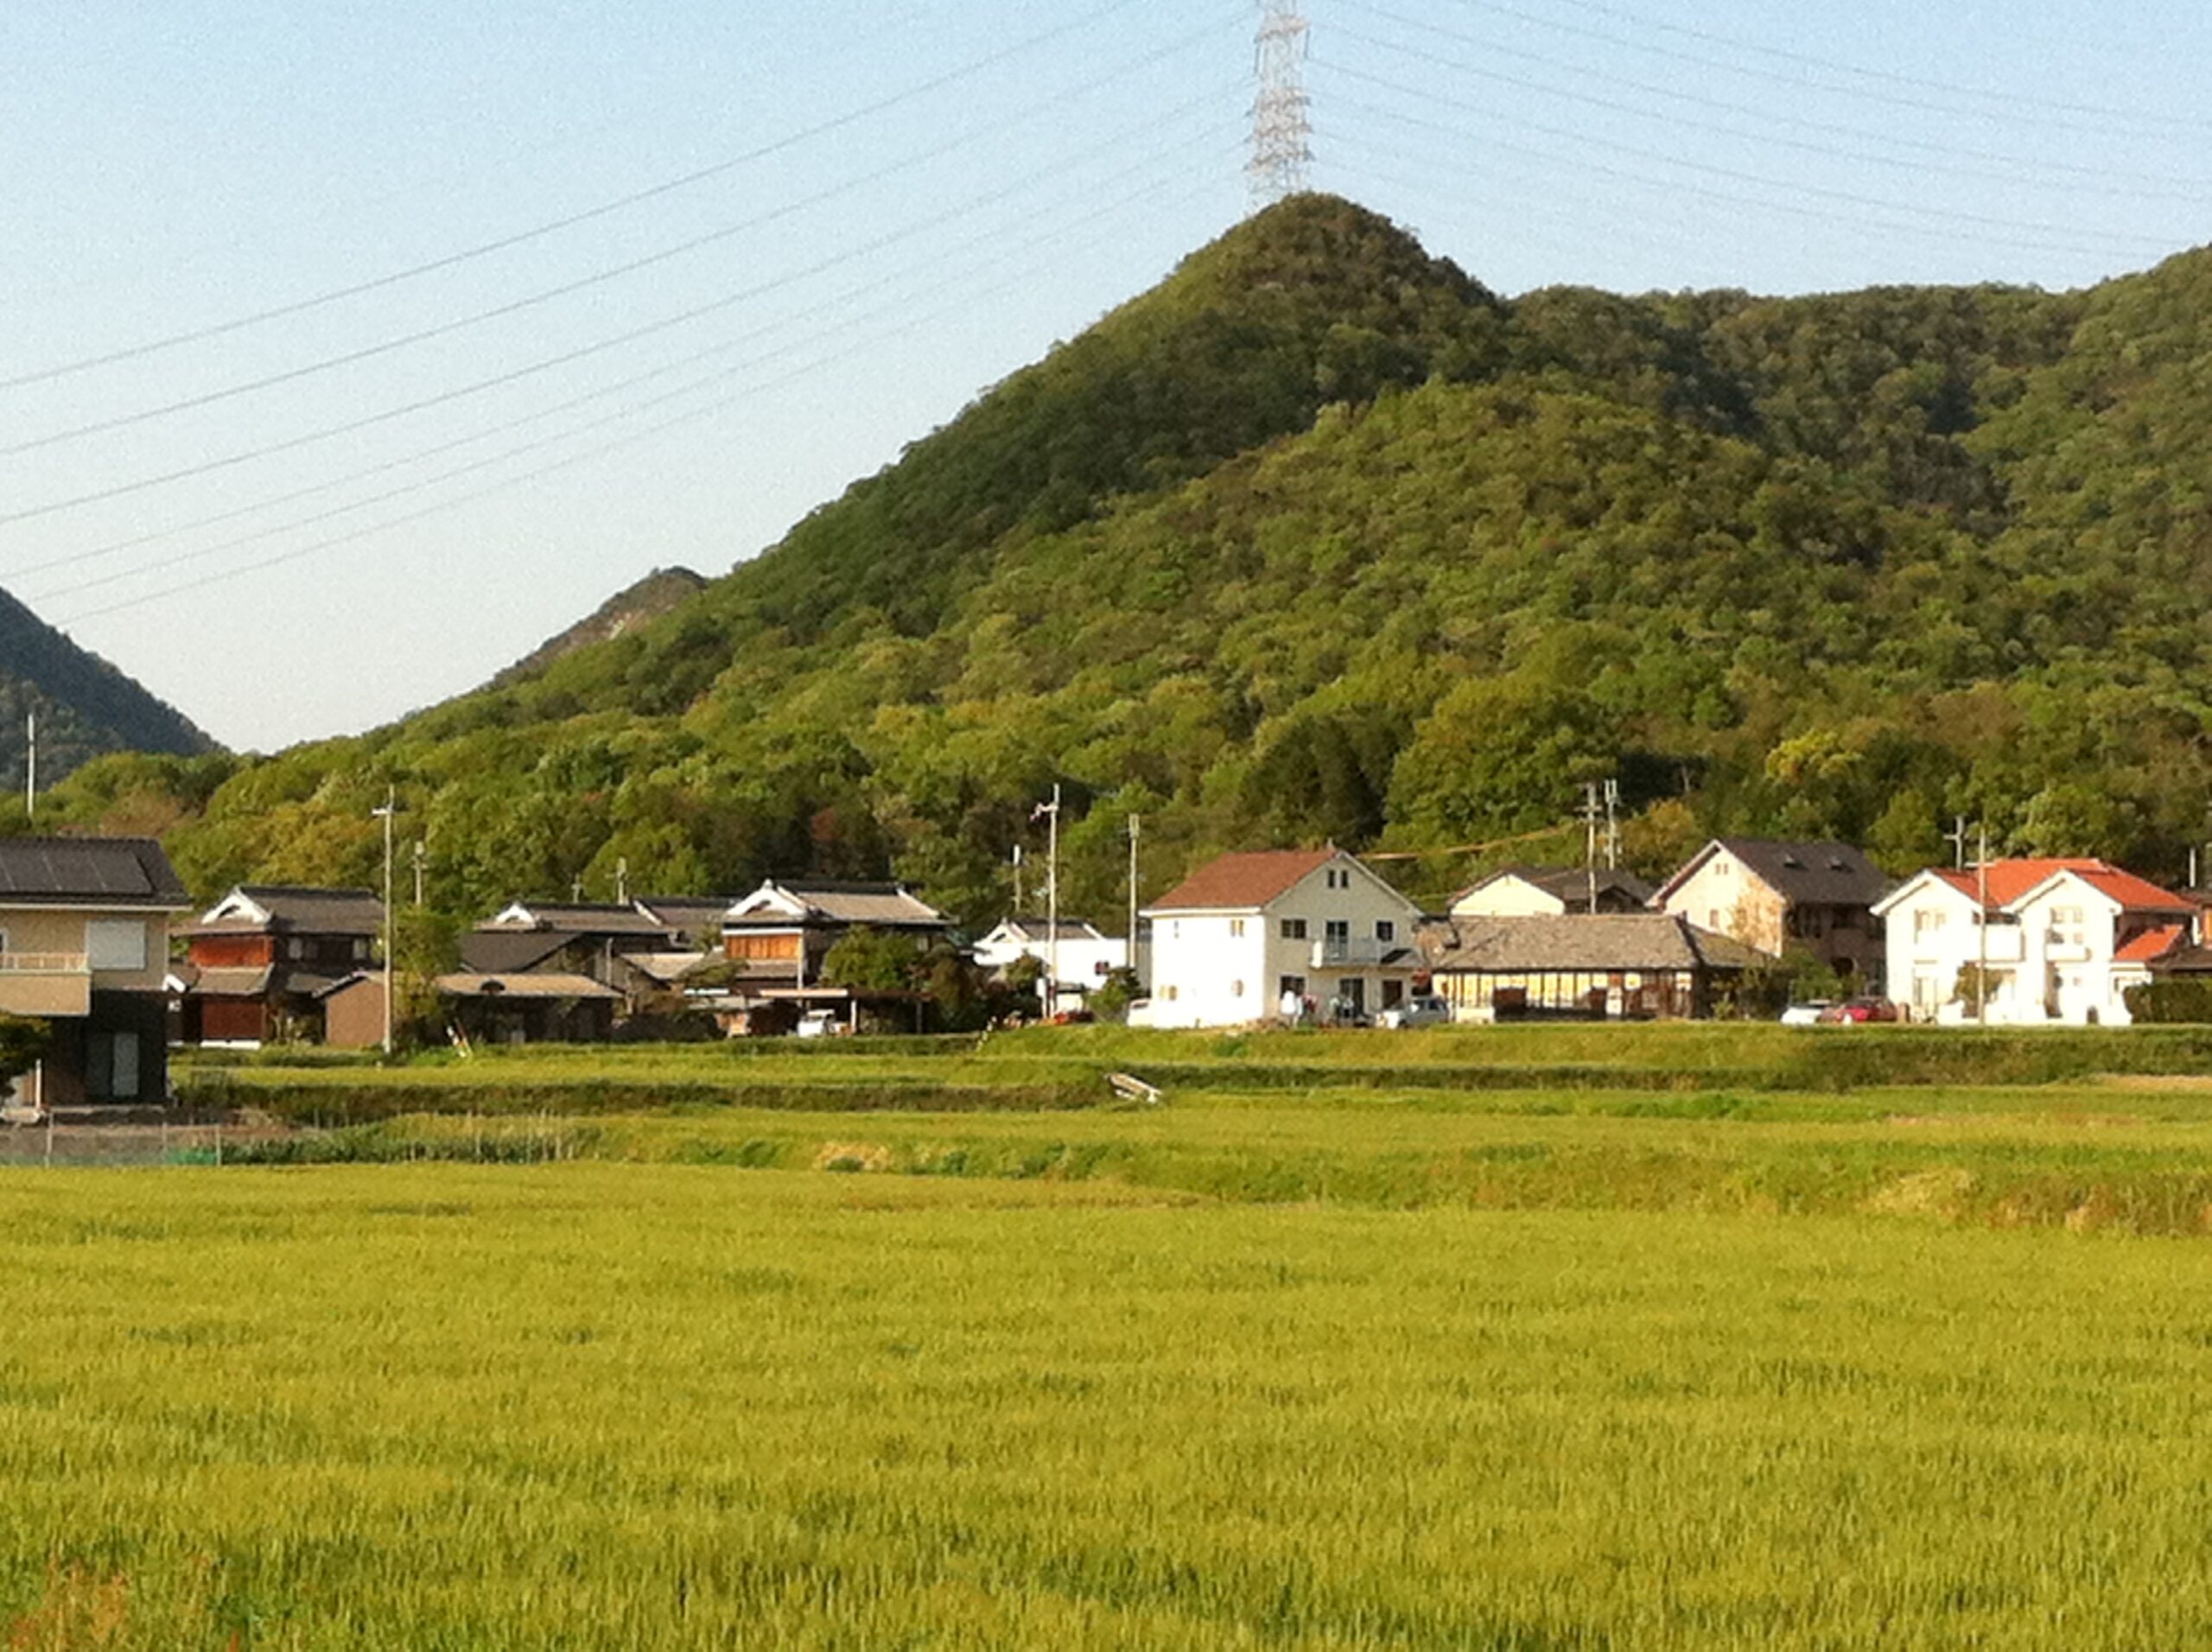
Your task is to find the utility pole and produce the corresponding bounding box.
[1031,787,1062,1019]
[1581,782,1603,914]
[22,710,34,823]
[1975,823,1990,1027]
[373,787,397,1055]
[615,857,629,906]
[1248,0,1313,210]
[1943,816,1969,871]
[1013,845,1024,914]
[1127,814,1141,963]
[411,841,428,908]
[1603,779,1621,871]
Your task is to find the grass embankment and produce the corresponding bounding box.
[1,1169,2207,1649]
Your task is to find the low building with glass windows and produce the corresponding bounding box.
[1419,912,1758,1022]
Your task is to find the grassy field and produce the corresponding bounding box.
[7,1024,2212,1645]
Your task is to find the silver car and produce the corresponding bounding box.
[1379,994,1452,1030]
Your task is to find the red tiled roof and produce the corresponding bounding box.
[2116,924,2188,965]
[1146,848,1338,912]
[1933,859,2195,915]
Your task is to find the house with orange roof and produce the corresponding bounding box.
[1134,848,1425,1028]
[1872,858,2198,1025]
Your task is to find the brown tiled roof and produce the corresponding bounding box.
[0,836,189,908]
[435,973,620,1001]
[1932,860,2196,917]
[1421,914,1761,974]
[1145,849,1337,912]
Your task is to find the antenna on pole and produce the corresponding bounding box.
[1249,0,1313,211]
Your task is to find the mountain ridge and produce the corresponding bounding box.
[25,196,2212,921]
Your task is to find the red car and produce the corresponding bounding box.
[1816,997,1901,1025]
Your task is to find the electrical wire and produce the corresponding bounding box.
[0,0,1173,393]
[3,124,1234,588]
[1313,60,2178,256]
[0,80,1247,532]
[0,13,1247,459]
[54,181,1236,625]
[24,140,1239,604]
[1336,0,2212,202]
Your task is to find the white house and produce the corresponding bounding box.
[1136,848,1426,1028]
[1873,858,2197,1026]
[1653,839,1891,988]
[1451,865,1655,918]
[971,917,1128,1003]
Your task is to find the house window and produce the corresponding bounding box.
[86,920,147,972]
[1093,959,1109,977]
[1229,918,1246,937]
[1280,918,1307,940]
[1279,975,1306,998]
[2050,907,2085,948]
[1164,985,1179,1001]
[1325,920,1349,943]
[87,1031,141,1101]
[353,938,371,963]
[1913,910,1948,941]
[1376,920,1395,942]
[1231,980,1245,998]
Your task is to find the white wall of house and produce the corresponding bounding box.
[973,926,1128,996]
[1142,856,1424,1029]
[1881,871,2158,1026]
[1658,851,1786,956]
[1451,876,1568,918]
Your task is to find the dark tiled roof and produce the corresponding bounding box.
[488,902,674,936]
[994,917,1110,941]
[0,836,190,908]
[188,884,385,937]
[633,896,738,944]
[1660,840,1890,909]
[1421,914,1762,975]
[459,931,575,974]
[435,972,621,1001]
[1145,849,1337,912]
[723,880,951,930]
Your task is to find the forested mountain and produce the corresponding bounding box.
[0,588,216,797]
[490,566,708,690]
[26,194,2212,918]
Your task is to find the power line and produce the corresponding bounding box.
[54,181,1236,626]
[26,145,1238,606]
[1430,0,2212,143]
[1249,1,1315,208]
[1313,60,2177,255]
[0,0,1168,394]
[4,127,1233,588]
[1336,0,2212,202]
[1321,96,2167,263]
[0,80,1246,532]
[0,15,1247,459]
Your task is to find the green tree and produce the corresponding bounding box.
[820,928,918,993]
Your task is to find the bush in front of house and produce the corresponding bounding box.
[2121,979,2212,1024]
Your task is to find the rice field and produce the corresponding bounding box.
[8,1026,2212,1645]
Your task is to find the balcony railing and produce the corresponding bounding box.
[1311,937,1394,969]
[0,953,87,975]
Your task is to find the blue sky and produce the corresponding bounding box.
[2,1,2207,752]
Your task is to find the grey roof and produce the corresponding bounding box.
[992,916,1110,942]
[1421,914,1763,975]
[1660,840,1890,909]
[725,880,951,930]
[188,884,385,937]
[487,902,674,936]
[0,836,190,908]
[435,972,621,1001]
[183,965,276,997]
[633,896,737,944]
[458,931,575,975]
[624,951,712,985]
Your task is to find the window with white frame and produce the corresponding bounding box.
[1913,909,1948,941]
[1229,918,1246,937]
[1376,920,1395,942]
[1281,918,1307,940]
[2049,906,2086,948]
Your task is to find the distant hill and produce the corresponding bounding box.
[490,567,709,690]
[35,194,2212,917]
[0,587,217,798]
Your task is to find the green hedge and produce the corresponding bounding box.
[2121,981,2212,1025]
[177,1076,1104,1124]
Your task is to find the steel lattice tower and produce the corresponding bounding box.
[1248,0,1313,211]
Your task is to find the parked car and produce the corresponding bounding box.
[794,1008,843,1039]
[1816,997,1901,1026]
[1123,998,1156,1029]
[1379,994,1452,1030]
[1779,1000,1833,1026]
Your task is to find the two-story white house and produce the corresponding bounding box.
[971,918,1128,1005]
[1136,848,1426,1027]
[1873,858,2197,1026]
[0,836,192,1109]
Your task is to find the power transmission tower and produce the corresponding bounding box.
[1249,0,1313,211]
